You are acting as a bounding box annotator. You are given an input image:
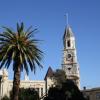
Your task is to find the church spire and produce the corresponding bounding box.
[63,26,74,40]
[62,24,80,88]
[63,13,74,40]
[63,26,74,49]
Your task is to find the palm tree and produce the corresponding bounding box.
[0,23,43,100]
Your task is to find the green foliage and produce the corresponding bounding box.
[2,88,39,100]
[44,80,87,100]
[18,88,39,100]
[1,95,10,100]
[52,69,66,87]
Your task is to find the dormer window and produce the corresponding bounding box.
[67,40,71,47]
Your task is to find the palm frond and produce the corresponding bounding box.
[25,29,37,39]
[0,58,7,69]
[23,60,29,75]
[20,22,24,32]
[25,26,32,35]
[0,22,43,74]
[2,26,13,34]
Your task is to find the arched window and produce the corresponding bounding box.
[67,40,71,47]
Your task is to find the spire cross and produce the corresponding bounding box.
[65,13,69,27]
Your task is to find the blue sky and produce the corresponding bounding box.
[0,0,100,89]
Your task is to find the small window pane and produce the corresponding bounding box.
[96,92,100,100]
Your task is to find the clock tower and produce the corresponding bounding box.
[62,26,80,88]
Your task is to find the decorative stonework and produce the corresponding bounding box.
[62,26,80,88]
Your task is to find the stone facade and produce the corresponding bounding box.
[62,26,80,88]
[82,87,100,100]
[0,69,47,98]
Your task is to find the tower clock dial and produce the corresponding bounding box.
[68,53,72,58]
[66,53,72,60]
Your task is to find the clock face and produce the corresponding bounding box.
[68,53,71,58]
[66,53,72,60]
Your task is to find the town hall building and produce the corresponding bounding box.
[0,25,80,99]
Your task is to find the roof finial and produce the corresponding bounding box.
[65,13,69,27]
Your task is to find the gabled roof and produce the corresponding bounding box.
[63,26,74,40]
[44,66,54,80]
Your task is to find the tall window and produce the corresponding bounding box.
[67,40,71,47]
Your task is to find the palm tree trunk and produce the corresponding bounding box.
[12,66,21,100]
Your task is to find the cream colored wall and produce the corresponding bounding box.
[6,80,46,97]
[0,69,54,99]
[46,77,54,91]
